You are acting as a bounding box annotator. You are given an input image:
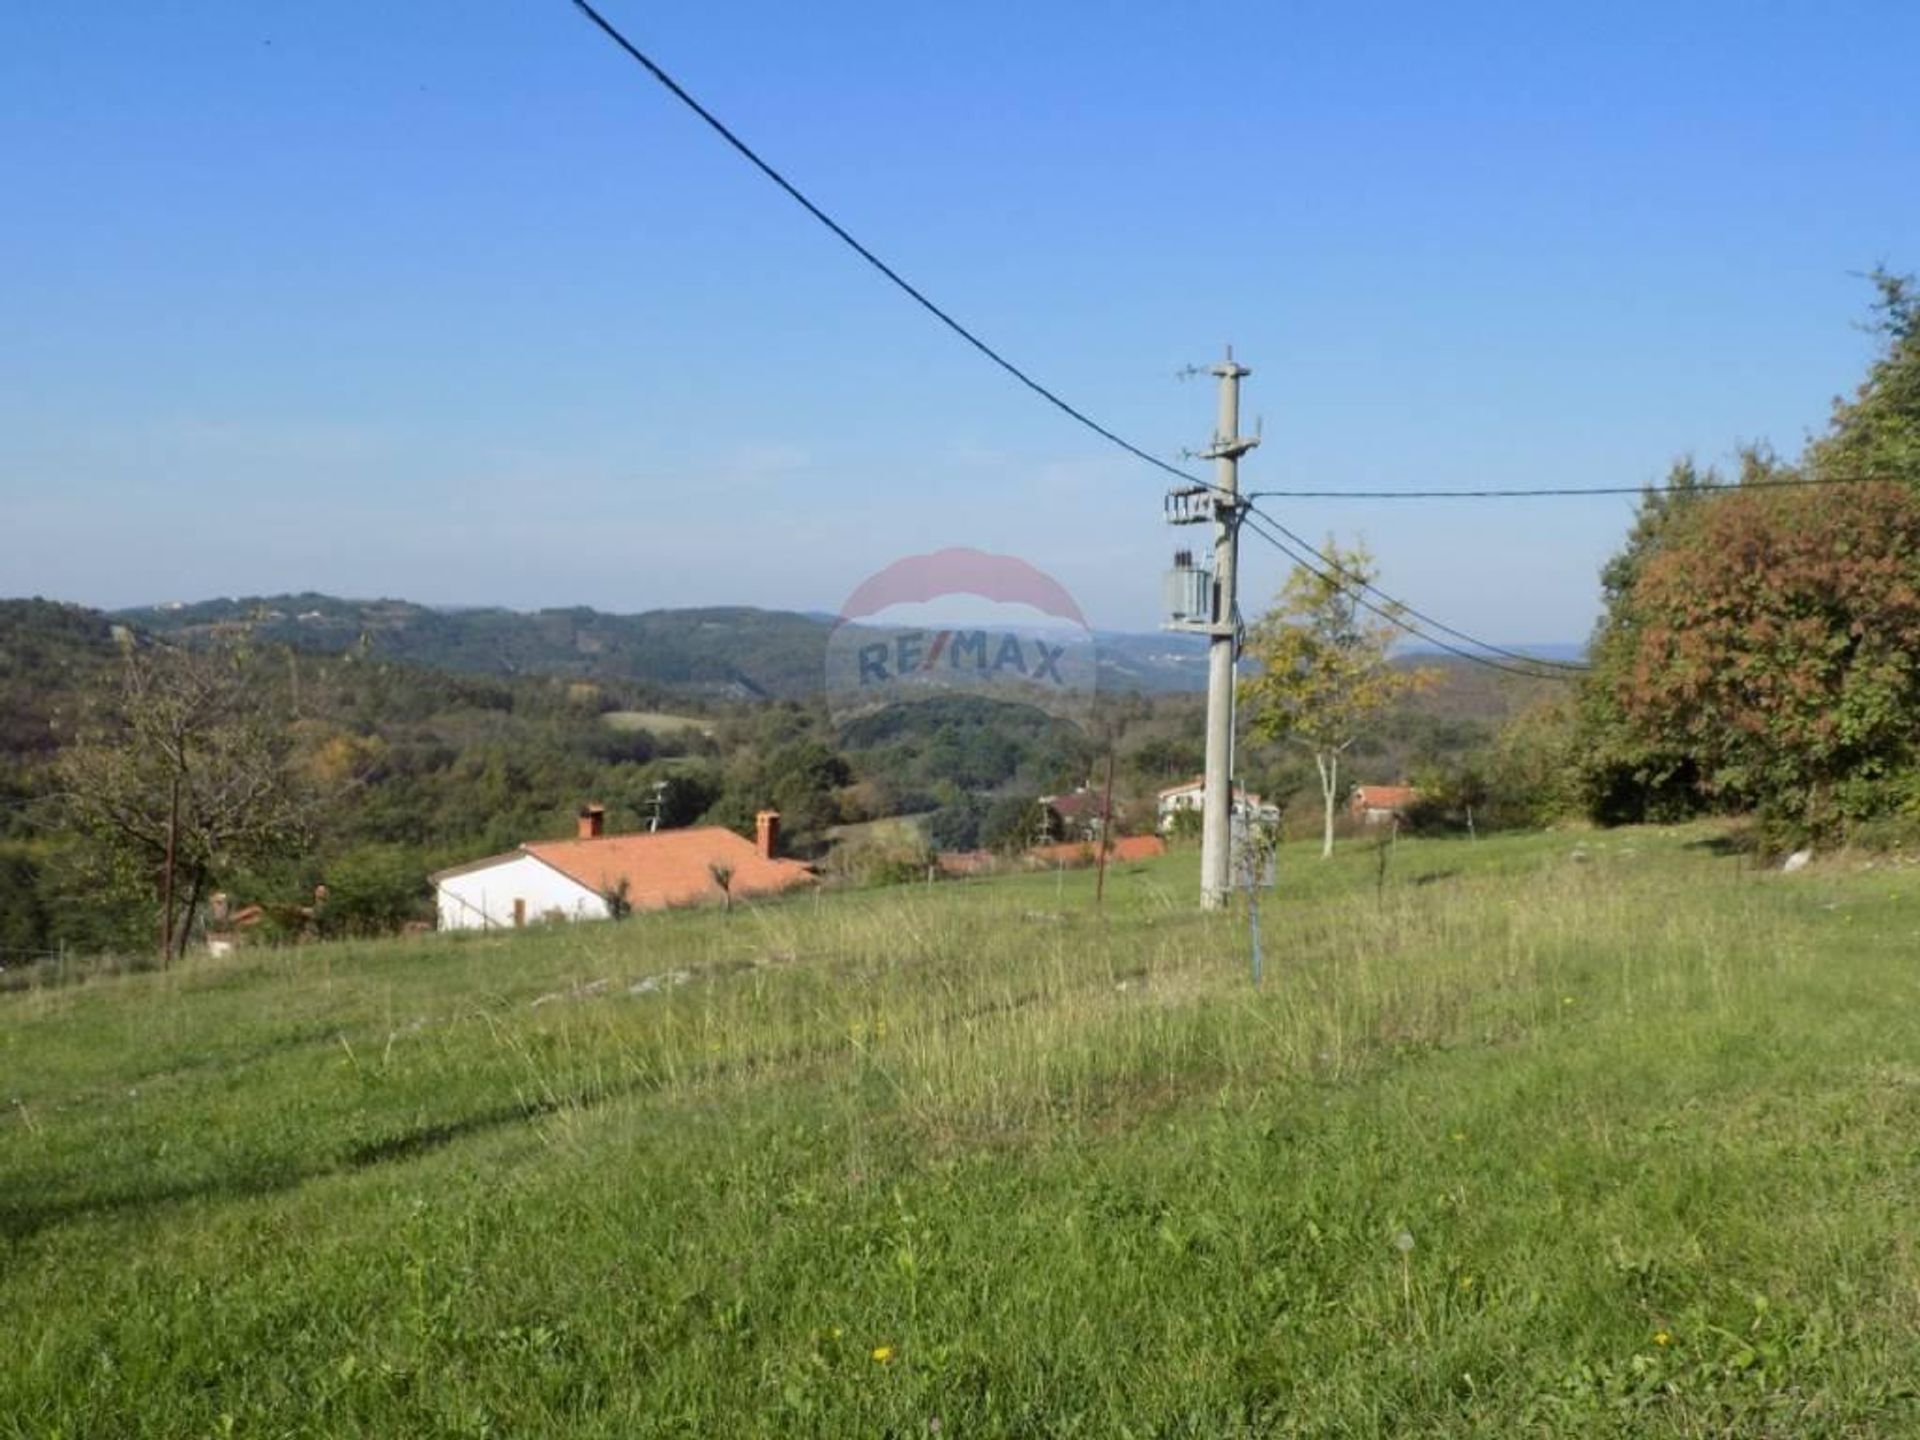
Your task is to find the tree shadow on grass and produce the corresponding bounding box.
[1684,832,1759,858]
[0,1098,567,1246]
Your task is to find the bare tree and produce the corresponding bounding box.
[56,642,316,962]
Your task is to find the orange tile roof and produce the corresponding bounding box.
[1026,834,1165,868]
[1352,785,1420,809]
[523,827,814,912]
[935,848,998,876]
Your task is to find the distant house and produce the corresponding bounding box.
[1155,776,1273,834]
[1350,784,1420,825]
[431,805,812,931]
[1039,787,1122,842]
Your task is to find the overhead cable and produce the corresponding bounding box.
[1249,471,1909,501]
[567,0,1208,492]
[1239,511,1582,683]
[567,0,1588,681]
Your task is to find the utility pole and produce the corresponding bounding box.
[1163,349,1257,909]
[1094,748,1117,906]
[1200,350,1254,909]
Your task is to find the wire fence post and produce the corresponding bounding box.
[1244,846,1264,987]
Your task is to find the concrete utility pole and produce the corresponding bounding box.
[1198,350,1255,908]
[1161,348,1257,909]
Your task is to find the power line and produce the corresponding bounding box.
[1249,471,1911,501]
[566,0,1206,493]
[1239,511,1581,683]
[1245,501,1588,673]
[565,1,1584,679]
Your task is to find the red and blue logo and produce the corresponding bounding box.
[825,547,1096,730]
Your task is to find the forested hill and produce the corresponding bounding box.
[117,594,1226,698]
[109,594,1575,711]
[118,596,832,699]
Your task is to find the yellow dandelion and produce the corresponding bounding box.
[871,1345,895,1364]
[1654,1330,1672,1347]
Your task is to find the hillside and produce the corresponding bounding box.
[122,594,1196,700]
[120,595,837,700]
[0,599,126,836]
[0,596,1565,953]
[119,593,1581,711]
[4,827,1917,1434]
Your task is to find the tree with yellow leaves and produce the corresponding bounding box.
[1241,541,1435,858]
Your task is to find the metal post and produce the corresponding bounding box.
[1199,349,1253,910]
[1095,748,1117,906]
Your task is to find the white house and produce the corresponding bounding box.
[1155,776,1274,833]
[433,848,612,931]
[432,805,812,932]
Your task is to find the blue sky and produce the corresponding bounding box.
[3,1,1915,643]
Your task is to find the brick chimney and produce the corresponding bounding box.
[578,803,606,840]
[754,809,780,860]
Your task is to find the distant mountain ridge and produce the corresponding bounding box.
[111,594,1582,700]
[116,593,1225,699]
[118,594,829,700]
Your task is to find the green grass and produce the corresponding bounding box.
[4,826,1919,1436]
[599,711,712,736]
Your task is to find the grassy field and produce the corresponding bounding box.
[4,826,1919,1436]
[599,711,712,736]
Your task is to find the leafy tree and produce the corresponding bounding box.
[1576,458,1727,822]
[981,795,1053,854]
[1807,268,1919,483]
[1582,272,1920,838]
[55,643,318,961]
[923,796,988,852]
[0,847,48,955]
[1487,694,1582,827]
[645,765,722,830]
[705,738,850,855]
[1598,479,1920,836]
[1241,542,1436,858]
[1126,733,1203,783]
[313,845,433,938]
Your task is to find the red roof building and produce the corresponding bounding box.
[1349,785,1421,823]
[432,806,812,930]
[1025,834,1166,869]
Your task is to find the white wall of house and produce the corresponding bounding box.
[1157,786,1205,832]
[1158,786,1278,834]
[435,852,609,932]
